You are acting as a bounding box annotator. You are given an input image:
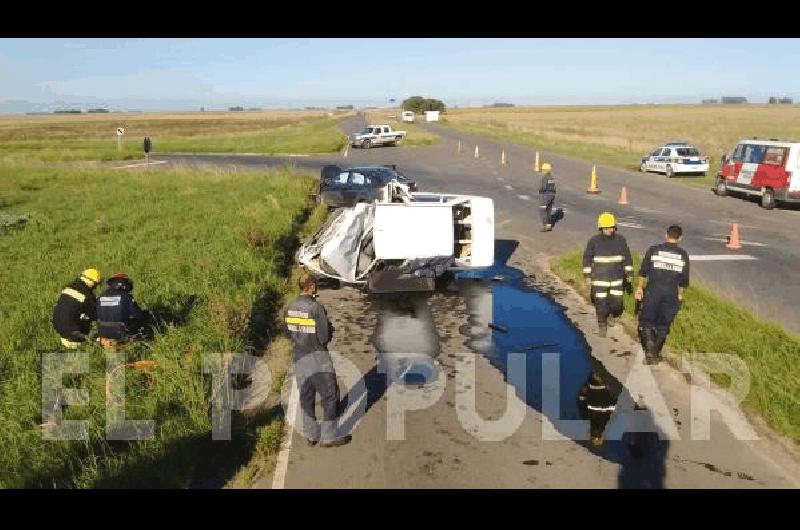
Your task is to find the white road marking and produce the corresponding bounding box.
[616,221,644,229]
[689,254,758,261]
[497,219,512,227]
[709,219,761,230]
[111,160,168,169]
[633,206,663,214]
[496,177,505,181]
[518,194,531,201]
[504,185,514,191]
[271,379,299,489]
[703,237,768,248]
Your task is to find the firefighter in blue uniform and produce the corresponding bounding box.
[538,162,556,231]
[635,225,690,365]
[96,273,149,348]
[582,212,634,337]
[285,273,351,448]
[52,268,101,349]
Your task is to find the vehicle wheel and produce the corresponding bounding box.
[714,177,728,197]
[640,162,647,172]
[395,136,403,145]
[665,165,674,178]
[389,141,397,147]
[761,188,776,210]
[362,139,372,149]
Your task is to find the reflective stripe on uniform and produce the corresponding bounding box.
[286,317,316,326]
[286,324,316,334]
[594,292,608,298]
[60,337,81,349]
[592,279,623,287]
[652,255,685,267]
[624,265,633,271]
[587,405,616,412]
[62,288,86,303]
[609,289,624,296]
[593,255,624,263]
[588,384,606,390]
[582,267,592,274]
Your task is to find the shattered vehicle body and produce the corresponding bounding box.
[297,183,494,293]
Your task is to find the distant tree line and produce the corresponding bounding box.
[402,96,446,114]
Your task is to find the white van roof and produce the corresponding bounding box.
[738,138,800,147]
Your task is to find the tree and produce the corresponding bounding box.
[402,96,446,114]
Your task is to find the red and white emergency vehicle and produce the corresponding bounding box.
[714,138,800,209]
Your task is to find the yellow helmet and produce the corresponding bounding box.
[541,162,552,173]
[598,212,616,229]
[81,268,101,284]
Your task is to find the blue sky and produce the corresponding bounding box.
[1,38,799,110]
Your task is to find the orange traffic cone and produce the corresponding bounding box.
[587,165,601,194]
[618,186,629,205]
[726,223,743,250]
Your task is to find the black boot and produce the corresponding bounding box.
[642,328,658,364]
[653,330,668,362]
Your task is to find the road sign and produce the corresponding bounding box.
[116,127,125,136]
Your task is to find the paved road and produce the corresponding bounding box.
[140,117,800,488]
[152,115,800,333]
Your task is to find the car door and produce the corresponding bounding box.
[379,126,391,145]
[658,148,672,172]
[346,171,373,204]
[645,148,661,171]
[738,143,766,187]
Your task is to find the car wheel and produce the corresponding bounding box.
[761,188,776,210]
[640,162,647,172]
[714,177,728,197]
[362,139,372,149]
[665,165,674,178]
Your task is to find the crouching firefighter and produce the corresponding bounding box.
[53,268,101,349]
[96,273,149,348]
[284,273,351,448]
[635,225,690,365]
[583,212,633,337]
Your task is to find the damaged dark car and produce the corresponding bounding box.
[316,165,418,209]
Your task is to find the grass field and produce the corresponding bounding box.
[442,105,800,187]
[365,109,441,147]
[0,110,350,163]
[551,249,800,444]
[0,162,327,488]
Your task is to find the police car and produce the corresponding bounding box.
[640,142,710,177]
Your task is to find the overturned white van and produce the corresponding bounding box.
[296,183,494,292]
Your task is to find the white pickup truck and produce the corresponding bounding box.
[349,124,407,149]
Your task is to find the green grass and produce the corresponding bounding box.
[551,249,800,443]
[0,114,348,163]
[444,120,718,188]
[0,163,328,488]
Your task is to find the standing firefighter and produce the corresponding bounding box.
[635,225,690,365]
[97,273,149,349]
[578,371,617,447]
[538,162,556,231]
[284,273,351,448]
[583,212,633,337]
[52,268,101,349]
